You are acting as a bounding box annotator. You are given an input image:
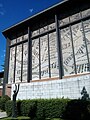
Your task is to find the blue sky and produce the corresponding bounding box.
[0,0,62,72]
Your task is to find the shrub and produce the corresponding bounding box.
[36,99,46,120]
[5,100,12,117]
[5,98,69,119]
[20,99,37,118]
[2,95,10,101]
[62,99,90,120]
[0,95,10,111]
[17,100,22,116]
[5,100,22,117]
[5,98,90,120]
[36,98,69,120]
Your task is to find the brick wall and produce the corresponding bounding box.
[0,88,2,96]
[6,84,11,98]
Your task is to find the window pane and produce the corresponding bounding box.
[72,23,88,73]
[83,19,90,72]
[8,47,15,83]
[15,44,22,83]
[49,32,59,77]
[23,34,28,40]
[70,12,81,22]
[22,42,28,82]
[32,30,39,37]
[61,27,75,76]
[40,35,49,78]
[48,22,55,30]
[11,39,16,45]
[82,8,90,18]
[32,38,39,80]
[59,17,69,27]
[17,36,23,43]
[40,21,48,34]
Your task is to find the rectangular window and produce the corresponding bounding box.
[59,17,69,27]
[11,39,16,45]
[61,27,75,76]
[48,22,55,30]
[15,44,22,82]
[32,30,39,37]
[70,12,81,22]
[40,21,48,34]
[8,47,15,83]
[40,35,49,78]
[83,19,90,71]
[22,42,28,82]
[72,23,88,73]
[82,8,90,18]
[49,32,59,77]
[32,38,39,80]
[23,34,28,40]
[17,36,23,43]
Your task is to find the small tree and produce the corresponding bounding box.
[81,86,89,100]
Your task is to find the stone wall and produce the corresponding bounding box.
[11,74,90,100]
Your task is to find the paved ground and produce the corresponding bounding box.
[0,111,7,118]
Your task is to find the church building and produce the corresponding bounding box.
[2,0,90,99]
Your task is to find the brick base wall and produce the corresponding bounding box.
[0,88,2,96]
[6,84,11,98]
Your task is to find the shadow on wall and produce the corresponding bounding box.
[62,86,90,120]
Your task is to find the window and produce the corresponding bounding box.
[15,44,22,83]
[61,27,75,75]
[22,42,28,82]
[72,23,88,73]
[70,12,81,22]
[17,36,23,43]
[23,34,28,40]
[59,17,69,27]
[40,35,49,78]
[83,19,90,71]
[82,8,90,18]
[11,39,16,45]
[8,47,15,83]
[32,38,39,80]
[49,32,59,77]
[40,21,48,34]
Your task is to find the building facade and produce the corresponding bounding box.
[2,0,90,99]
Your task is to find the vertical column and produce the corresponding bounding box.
[21,42,23,82]
[13,44,17,83]
[3,38,10,95]
[39,36,41,79]
[55,14,63,79]
[27,27,32,82]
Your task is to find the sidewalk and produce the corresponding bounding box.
[0,112,7,119]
